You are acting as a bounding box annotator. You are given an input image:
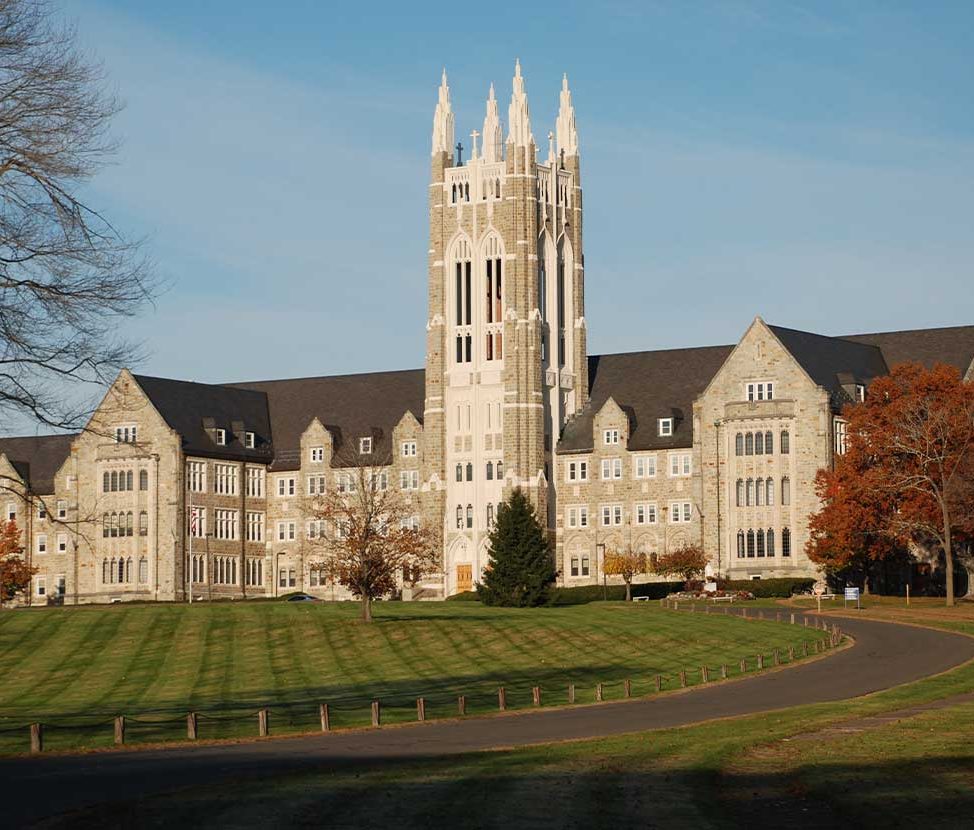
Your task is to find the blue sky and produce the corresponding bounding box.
[65,0,974,385]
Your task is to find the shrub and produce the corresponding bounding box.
[718,577,815,598]
[547,581,683,606]
[445,590,480,602]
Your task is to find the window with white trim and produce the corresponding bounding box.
[277,477,295,497]
[359,437,373,455]
[114,424,138,443]
[37,503,46,520]
[56,500,67,519]
[746,381,774,402]
[669,502,692,524]
[246,512,264,542]
[370,470,388,491]
[566,505,589,529]
[336,472,357,493]
[400,470,419,490]
[6,503,15,522]
[307,474,326,496]
[566,460,588,482]
[246,467,264,498]
[634,455,657,479]
[401,441,417,457]
[658,418,673,437]
[668,452,691,477]
[834,418,848,456]
[307,519,326,540]
[603,429,619,445]
[215,428,226,446]
[188,506,206,538]
[245,432,255,449]
[213,509,238,541]
[400,515,420,531]
[635,503,658,525]
[601,458,622,480]
[277,521,296,542]
[35,576,46,597]
[36,534,47,554]
[57,533,68,553]
[600,504,623,526]
[310,446,324,463]
[187,461,206,493]
[214,464,238,496]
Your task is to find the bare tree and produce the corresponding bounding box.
[304,450,439,622]
[0,0,157,432]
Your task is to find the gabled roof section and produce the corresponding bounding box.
[230,368,425,470]
[767,325,888,403]
[558,346,734,453]
[132,375,273,462]
[0,434,76,494]
[840,325,974,376]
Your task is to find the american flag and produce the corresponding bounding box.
[189,506,199,535]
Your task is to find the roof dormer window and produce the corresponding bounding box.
[658,418,673,437]
[215,428,226,446]
[746,381,774,402]
[603,429,619,445]
[245,432,255,449]
[359,437,373,455]
[855,384,866,403]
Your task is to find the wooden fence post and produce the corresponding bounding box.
[319,703,330,732]
[757,654,765,670]
[721,664,728,679]
[596,683,603,702]
[114,715,125,745]
[790,613,796,625]
[416,698,426,722]
[776,611,781,623]
[568,683,575,704]
[371,700,381,727]
[532,686,542,706]
[674,601,679,611]
[742,608,748,619]
[802,641,808,658]
[498,687,507,711]
[624,679,632,698]
[788,646,795,661]
[740,657,747,673]
[654,674,662,692]
[679,670,687,688]
[701,666,709,683]
[773,648,780,666]
[458,695,467,715]
[258,709,269,737]
[29,723,42,754]
[804,617,809,627]
[187,712,198,740]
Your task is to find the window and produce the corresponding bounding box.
[781,477,791,506]
[114,425,138,443]
[278,477,296,497]
[746,529,755,557]
[371,470,388,492]
[400,470,419,490]
[766,478,774,506]
[780,430,790,454]
[310,447,324,463]
[214,464,238,496]
[635,503,658,525]
[601,458,622,480]
[359,437,373,455]
[736,479,744,507]
[306,519,325,539]
[634,455,657,479]
[456,463,463,482]
[486,504,494,527]
[187,461,206,493]
[669,453,691,477]
[456,505,463,529]
[247,512,264,542]
[139,470,148,491]
[834,419,848,456]
[187,506,207,538]
[601,504,623,526]
[110,471,118,492]
[466,463,473,482]
[567,505,589,529]
[745,432,754,455]
[570,556,579,577]
[755,477,764,506]
[765,430,773,454]
[567,460,589,482]
[855,384,866,402]
[670,502,692,524]
[755,431,764,455]
[603,429,619,445]
[767,528,775,557]
[746,478,754,507]
[737,530,745,558]
[5,503,14,522]
[57,533,68,553]
[246,467,264,498]
[215,428,226,446]
[245,432,255,449]
[496,460,504,479]
[35,577,46,597]
[581,555,590,576]
[37,534,47,554]
[486,461,494,481]
[782,527,791,557]
[307,474,326,496]
[139,558,148,583]
[757,528,766,557]
[214,509,238,541]
[658,418,673,437]
[402,441,417,457]
[38,503,47,520]
[746,382,774,402]
[139,511,148,537]
[466,504,473,529]
[400,515,420,531]
[735,433,744,456]
[277,521,296,542]
[279,569,288,588]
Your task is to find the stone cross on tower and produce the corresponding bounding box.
[470,130,480,161]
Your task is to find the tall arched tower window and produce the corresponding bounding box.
[483,234,503,361]
[451,237,473,364]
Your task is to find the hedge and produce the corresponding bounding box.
[445,582,684,605]
[719,577,815,598]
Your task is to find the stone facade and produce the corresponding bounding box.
[2,63,973,606]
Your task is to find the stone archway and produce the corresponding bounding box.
[446,536,472,595]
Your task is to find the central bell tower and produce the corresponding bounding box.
[424,61,587,595]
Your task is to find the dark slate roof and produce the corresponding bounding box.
[133,375,274,463]
[558,346,734,454]
[840,325,974,376]
[768,325,889,404]
[230,369,425,471]
[0,434,77,493]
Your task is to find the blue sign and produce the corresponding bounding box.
[844,587,860,600]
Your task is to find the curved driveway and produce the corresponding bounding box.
[4,609,974,826]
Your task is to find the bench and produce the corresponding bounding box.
[709,595,736,603]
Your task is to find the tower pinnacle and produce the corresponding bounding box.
[507,59,533,147]
[482,83,503,162]
[556,72,578,158]
[432,68,455,156]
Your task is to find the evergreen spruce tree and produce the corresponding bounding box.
[477,488,556,607]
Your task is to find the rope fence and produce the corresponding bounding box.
[1,603,841,756]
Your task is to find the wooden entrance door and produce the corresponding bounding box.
[456,564,472,593]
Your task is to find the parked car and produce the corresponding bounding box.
[285,593,319,602]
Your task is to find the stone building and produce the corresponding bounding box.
[2,63,973,605]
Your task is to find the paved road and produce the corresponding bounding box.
[4,609,973,827]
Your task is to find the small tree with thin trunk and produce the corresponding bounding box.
[304,452,439,622]
[477,488,556,607]
[651,544,708,588]
[0,519,32,606]
[603,544,647,601]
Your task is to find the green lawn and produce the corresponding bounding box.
[0,600,823,754]
[46,612,974,830]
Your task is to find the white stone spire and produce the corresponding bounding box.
[556,73,578,158]
[507,59,533,147]
[431,68,455,156]
[481,83,503,162]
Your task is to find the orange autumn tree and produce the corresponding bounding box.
[0,519,33,606]
[807,363,974,606]
[603,544,647,601]
[651,543,708,587]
